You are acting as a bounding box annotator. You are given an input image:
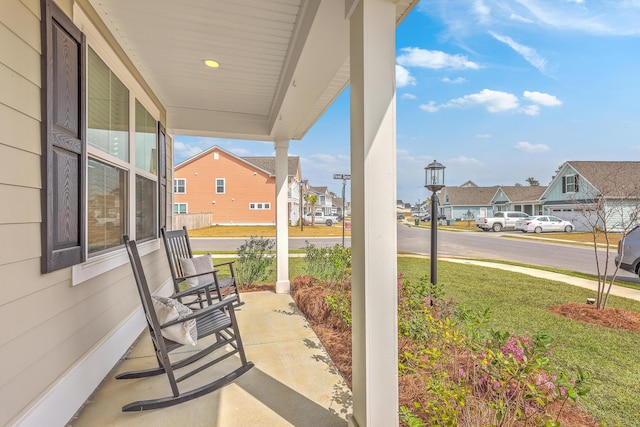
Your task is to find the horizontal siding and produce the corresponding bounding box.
[0,1,172,425]
[175,149,278,224]
[0,102,42,155]
[0,184,40,224]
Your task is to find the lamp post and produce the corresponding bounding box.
[424,160,445,286]
[333,174,351,247]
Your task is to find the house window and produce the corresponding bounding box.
[87,159,126,254]
[174,203,188,214]
[42,2,161,274]
[563,175,579,193]
[86,48,159,254]
[174,178,186,194]
[88,48,129,161]
[249,202,271,210]
[216,178,225,194]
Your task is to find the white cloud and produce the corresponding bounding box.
[396,65,416,87]
[174,140,206,162]
[509,13,534,23]
[397,47,481,70]
[521,104,541,116]
[489,31,548,73]
[475,133,492,139]
[419,101,439,113]
[514,141,550,152]
[401,93,417,100]
[523,91,562,106]
[442,76,467,84]
[449,156,484,166]
[473,0,491,24]
[445,89,520,112]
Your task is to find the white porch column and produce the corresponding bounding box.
[274,139,291,294]
[348,0,398,426]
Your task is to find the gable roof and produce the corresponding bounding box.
[175,145,299,177]
[569,161,640,197]
[544,161,640,199]
[443,186,499,206]
[499,185,547,202]
[241,156,300,177]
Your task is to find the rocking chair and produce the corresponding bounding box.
[117,236,254,411]
[161,226,243,308]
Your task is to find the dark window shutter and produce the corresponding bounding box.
[41,0,86,272]
[562,176,567,193]
[158,123,167,232]
[575,175,579,192]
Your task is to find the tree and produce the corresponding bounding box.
[569,170,640,309]
[526,177,540,186]
[304,193,318,226]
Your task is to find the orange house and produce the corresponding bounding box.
[174,146,302,225]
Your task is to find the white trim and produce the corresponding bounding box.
[12,277,174,427]
[72,239,160,286]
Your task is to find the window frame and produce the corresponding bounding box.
[215,178,225,194]
[174,203,188,214]
[174,178,186,194]
[49,5,166,284]
[249,202,272,210]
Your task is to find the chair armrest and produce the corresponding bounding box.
[160,296,238,328]
[213,260,235,268]
[173,278,218,299]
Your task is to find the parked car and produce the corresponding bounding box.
[397,213,405,220]
[616,225,640,278]
[515,215,574,233]
[420,214,446,222]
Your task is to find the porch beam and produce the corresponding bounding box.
[348,0,399,426]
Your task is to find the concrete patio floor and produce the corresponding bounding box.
[66,291,351,426]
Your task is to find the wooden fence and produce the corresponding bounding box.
[173,213,214,230]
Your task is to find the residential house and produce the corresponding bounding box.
[491,186,547,216]
[540,161,640,231]
[307,186,334,216]
[174,146,302,225]
[441,186,499,220]
[2,1,415,425]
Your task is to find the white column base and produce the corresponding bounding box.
[275,279,290,294]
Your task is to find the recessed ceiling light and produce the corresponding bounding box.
[204,59,219,68]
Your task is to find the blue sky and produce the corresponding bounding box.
[174,0,640,204]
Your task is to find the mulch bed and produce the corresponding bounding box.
[548,302,640,333]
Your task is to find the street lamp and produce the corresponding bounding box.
[424,160,445,286]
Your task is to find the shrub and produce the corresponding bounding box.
[303,242,351,283]
[235,236,275,288]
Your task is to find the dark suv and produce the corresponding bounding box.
[616,226,640,278]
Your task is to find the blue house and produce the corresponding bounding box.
[491,186,547,216]
[441,186,499,220]
[540,161,640,232]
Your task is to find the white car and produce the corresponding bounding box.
[515,215,574,233]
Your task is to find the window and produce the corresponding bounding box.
[249,202,271,210]
[43,3,161,272]
[174,178,186,194]
[174,203,188,214]
[563,175,579,193]
[216,178,225,194]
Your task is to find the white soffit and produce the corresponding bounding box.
[87,0,418,141]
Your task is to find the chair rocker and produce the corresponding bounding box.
[117,237,254,411]
[161,226,243,308]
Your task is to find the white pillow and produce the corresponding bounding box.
[152,296,198,346]
[179,254,215,288]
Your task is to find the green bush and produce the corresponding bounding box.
[235,236,275,288]
[303,242,351,283]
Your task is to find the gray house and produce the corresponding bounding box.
[541,161,640,232]
[441,186,499,220]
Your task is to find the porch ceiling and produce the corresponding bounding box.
[87,0,417,141]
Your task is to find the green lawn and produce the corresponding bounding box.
[211,254,640,425]
[398,257,640,427]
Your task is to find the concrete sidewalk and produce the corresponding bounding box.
[444,258,640,302]
[67,292,351,426]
